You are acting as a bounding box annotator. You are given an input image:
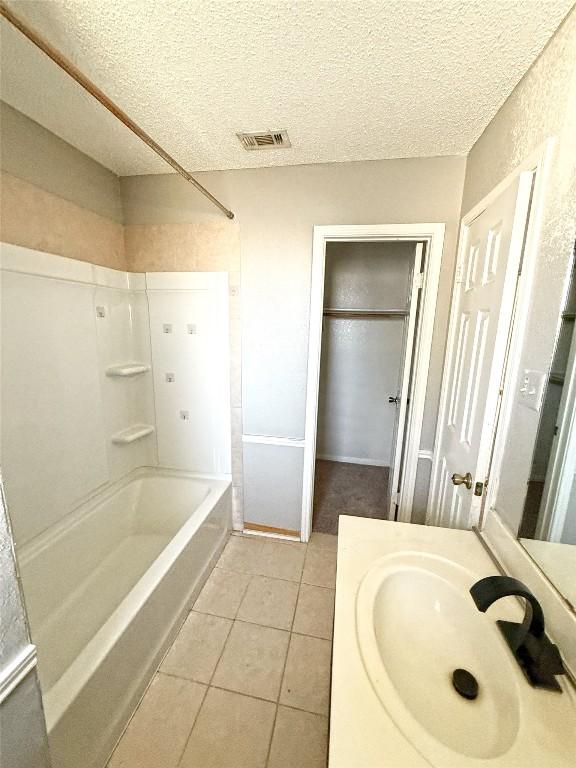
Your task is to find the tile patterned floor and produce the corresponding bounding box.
[108,531,337,768]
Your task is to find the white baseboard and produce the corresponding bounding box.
[316,454,388,467]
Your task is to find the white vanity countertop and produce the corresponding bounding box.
[329,516,576,768]
[520,538,576,607]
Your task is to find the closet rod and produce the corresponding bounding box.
[323,308,408,319]
[0,0,235,220]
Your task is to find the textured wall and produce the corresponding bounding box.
[0,481,51,768]
[462,8,576,534]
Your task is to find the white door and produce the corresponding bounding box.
[388,242,424,517]
[429,172,533,529]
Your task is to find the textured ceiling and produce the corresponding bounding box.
[0,0,573,175]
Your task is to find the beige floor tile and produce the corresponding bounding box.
[236,575,299,630]
[302,547,337,588]
[217,535,264,574]
[293,584,335,639]
[108,673,205,768]
[258,540,306,582]
[161,611,231,684]
[179,687,275,768]
[267,706,329,768]
[308,532,338,553]
[193,567,251,619]
[212,620,290,701]
[280,634,332,715]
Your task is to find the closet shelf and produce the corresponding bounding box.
[106,364,151,378]
[111,425,155,444]
[323,308,408,319]
[549,373,565,385]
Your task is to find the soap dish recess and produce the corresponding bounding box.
[106,364,151,377]
[112,425,155,444]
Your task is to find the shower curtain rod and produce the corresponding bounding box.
[0,1,235,220]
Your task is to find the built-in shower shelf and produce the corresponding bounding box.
[111,425,155,444]
[106,364,151,377]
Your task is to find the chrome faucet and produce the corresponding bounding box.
[470,575,566,692]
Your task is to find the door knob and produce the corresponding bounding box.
[451,472,473,490]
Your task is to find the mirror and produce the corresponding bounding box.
[518,242,576,607]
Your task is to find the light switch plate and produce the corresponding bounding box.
[518,369,547,412]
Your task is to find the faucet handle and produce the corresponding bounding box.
[470,575,545,646]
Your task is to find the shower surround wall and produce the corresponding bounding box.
[125,220,243,525]
[1,244,156,545]
[0,101,244,527]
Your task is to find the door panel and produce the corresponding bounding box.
[430,172,533,528]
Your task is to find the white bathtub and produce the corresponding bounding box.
[18,468,231,768]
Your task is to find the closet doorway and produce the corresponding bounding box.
[302,224,445,541]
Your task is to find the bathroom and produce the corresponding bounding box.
[0,1,575,767]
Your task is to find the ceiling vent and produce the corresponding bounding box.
[237,130,291,150]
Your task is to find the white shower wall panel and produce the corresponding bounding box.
[146,272,231,475]
[0,243,158,548]
[94,284,157,482]
[1,268,109,546]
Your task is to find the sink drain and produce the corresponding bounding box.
[452,668,479,700]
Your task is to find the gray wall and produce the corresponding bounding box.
[462,8,576,534]
[121,156,466,529]
[1,101,123,223]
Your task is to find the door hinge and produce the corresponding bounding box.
[454,263,464,284]
[414,272,424,289]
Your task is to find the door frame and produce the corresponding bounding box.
[427,139,555,529]
[301,223,445,542]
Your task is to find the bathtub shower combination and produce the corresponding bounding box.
[1,243,233,768]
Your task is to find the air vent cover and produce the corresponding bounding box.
[237,130,291,150]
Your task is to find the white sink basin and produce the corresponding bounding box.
[356,552,521,764]
[329,519,576,768]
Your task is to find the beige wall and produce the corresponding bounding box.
[122,155,467,528]
[0,173,125,269]
[462,8,576,533]
[0,103,126,270]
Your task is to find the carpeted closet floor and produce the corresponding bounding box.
[312,459,390,535]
